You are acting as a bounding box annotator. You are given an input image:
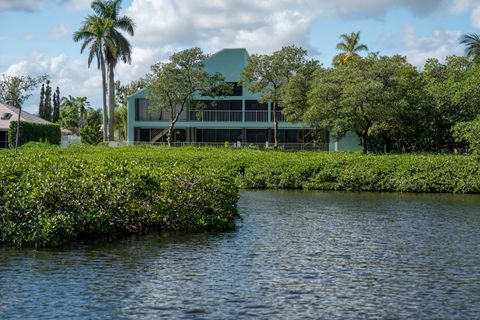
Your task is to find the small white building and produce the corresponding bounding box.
[0,102,51,148]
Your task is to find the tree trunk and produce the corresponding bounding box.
[14,107,21,155]
[167,123,174,147]
[107,64,115,141]
[100,47,108,142]
[362,133,368,154]
[272,102,279,149]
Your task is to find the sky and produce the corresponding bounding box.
[0,0,479,113]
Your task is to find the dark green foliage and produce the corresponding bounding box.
[8,121,61,147]
[452,117,480,154]
[44,80,52,122]
[0,148,239,247]
[38,84,46,119]
[80,125,102,145]
[52,87,60,123]
[1,145,478,247]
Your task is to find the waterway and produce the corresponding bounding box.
[1,191,479,319]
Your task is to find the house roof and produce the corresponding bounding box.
[0,102,51,130]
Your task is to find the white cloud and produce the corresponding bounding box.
[47,24,69,40]
[401,24,464,67]
[471,5,480,29]
[2,0,477,114]
[0,0,42,13]
[60,0,91,12]
[126,0,315,56]
[22,33,36,41]
[4,52,101,113]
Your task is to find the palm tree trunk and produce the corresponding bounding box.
[107,64,115,141]
[100,47,108,142]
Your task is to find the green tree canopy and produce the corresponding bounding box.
[240,45,311,148]
[306,54,412,153]
[146,47,227,146]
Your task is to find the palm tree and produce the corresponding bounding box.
[460,33,480,62]
[333,31,368,66]
[73,14,110,141]
[91,0,135,141]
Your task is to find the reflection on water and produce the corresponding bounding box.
[1,191,479,319]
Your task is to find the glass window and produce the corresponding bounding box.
[246,100,267,111]
[136,99,161,121]
[0,131,8,148]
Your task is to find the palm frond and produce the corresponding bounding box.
[115,16,135,36]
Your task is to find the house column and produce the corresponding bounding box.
[267,102,272,123]
[242,99,245,122]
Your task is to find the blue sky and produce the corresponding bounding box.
[0,0,478,113]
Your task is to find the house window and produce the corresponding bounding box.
[0,131,8,148]
[196,129,242,143]
[135,99,161,121]
[246,100,267,110]
[1,113,12,120]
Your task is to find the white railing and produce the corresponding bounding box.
[190,110,242,122]
[245,110,268,122]
[271,111,287,122]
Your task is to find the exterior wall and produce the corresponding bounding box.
[127,48,309,144]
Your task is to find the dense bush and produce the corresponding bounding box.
[8,121,61,147]
[13,145,478,194]
[1,145,478,247]
[452,117,480,154]
[0,149,238,247]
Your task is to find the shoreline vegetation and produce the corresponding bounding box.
[1,144,479,247]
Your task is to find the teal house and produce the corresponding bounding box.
[127,48,361,150]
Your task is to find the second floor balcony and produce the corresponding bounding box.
[189,110,287,122]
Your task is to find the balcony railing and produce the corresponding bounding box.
[245,110,268,122]
[271,111,287,122]
[190,110,242,122]
[183,110,289,122]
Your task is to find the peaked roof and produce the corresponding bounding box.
[0,102,51,130]
[203,48,249,82]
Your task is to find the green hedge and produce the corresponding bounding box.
[8,121,61,147]
[1,145,479,247]
[9,145,479,194]
[0,150,239,247]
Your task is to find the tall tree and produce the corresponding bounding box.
[241,45,309,148]
[44,80,52,121]
[60,95,90,134]
[422,56,480,151]
[52,86,61,123]
[0,74,47,152]
[73,13,109,141]
[89,0,135,141]
[38,83,46,119]
[282,59,321,123]
[460,33,480,62]
[332,31,368,66]
[306,54,410,153]
[146,48,227,147]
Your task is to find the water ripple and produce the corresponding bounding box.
[1,191,479,319]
